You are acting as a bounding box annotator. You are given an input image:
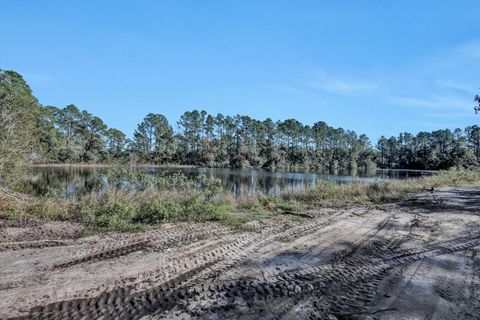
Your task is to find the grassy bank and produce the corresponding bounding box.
[282,169,480,205]
[31,163,199,168]
[1,169,479,233]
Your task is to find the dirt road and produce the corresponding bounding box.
[1,187,479,319]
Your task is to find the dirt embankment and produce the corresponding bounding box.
[1,187,480,320]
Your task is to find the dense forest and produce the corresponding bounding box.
[1,69,479,176]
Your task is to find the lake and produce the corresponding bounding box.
[21,166,438,198]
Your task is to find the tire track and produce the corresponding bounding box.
[52,239,151,269]
[0,239,73,251]
[463,248,480,319]
[10,214,346,320]
[170,234,480,319]
[151,212,399,319]
[51,224,234,269]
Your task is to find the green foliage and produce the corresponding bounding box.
[37,105,113,163]
[133,113,174,163]
[0,69,40,184]
[377,128,480,170]
[475,94,479,114]
[134,197,182,224]
[85,201,138,232]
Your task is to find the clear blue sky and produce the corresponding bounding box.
[1,1,479,140]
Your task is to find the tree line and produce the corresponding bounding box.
[1,68,479,176]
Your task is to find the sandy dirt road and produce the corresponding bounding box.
[1,187,479,319]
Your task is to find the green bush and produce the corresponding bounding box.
[134,197,182,224]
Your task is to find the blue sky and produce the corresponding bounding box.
[1,1,479,140]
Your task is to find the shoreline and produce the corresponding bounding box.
[31,163,200,169]
[31,163,442,174]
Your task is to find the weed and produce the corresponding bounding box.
[1,168,479,232]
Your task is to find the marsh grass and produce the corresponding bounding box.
[1,168,479,232]
[281,169,480,205]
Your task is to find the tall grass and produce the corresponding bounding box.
[1,168,479,232]
[281,169,480,205]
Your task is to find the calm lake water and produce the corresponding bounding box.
[22,166,438,197]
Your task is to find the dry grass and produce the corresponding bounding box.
[31,163,199,168]
[1,188,244,232]
[1,169,479,232]
[281,169,480,205]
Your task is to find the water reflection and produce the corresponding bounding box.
[22,166,437,197]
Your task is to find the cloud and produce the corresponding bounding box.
[426,39,480,76]
[277,72,379,97]
[310,78,378,94]
[436,79,477,94]
[273,85,314,96]
[455,40,480,60]
[390,95,474,111]
[422,111,473,119]
[307,72,379,94]
[403,120,447,128]
[386,40,480,117]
